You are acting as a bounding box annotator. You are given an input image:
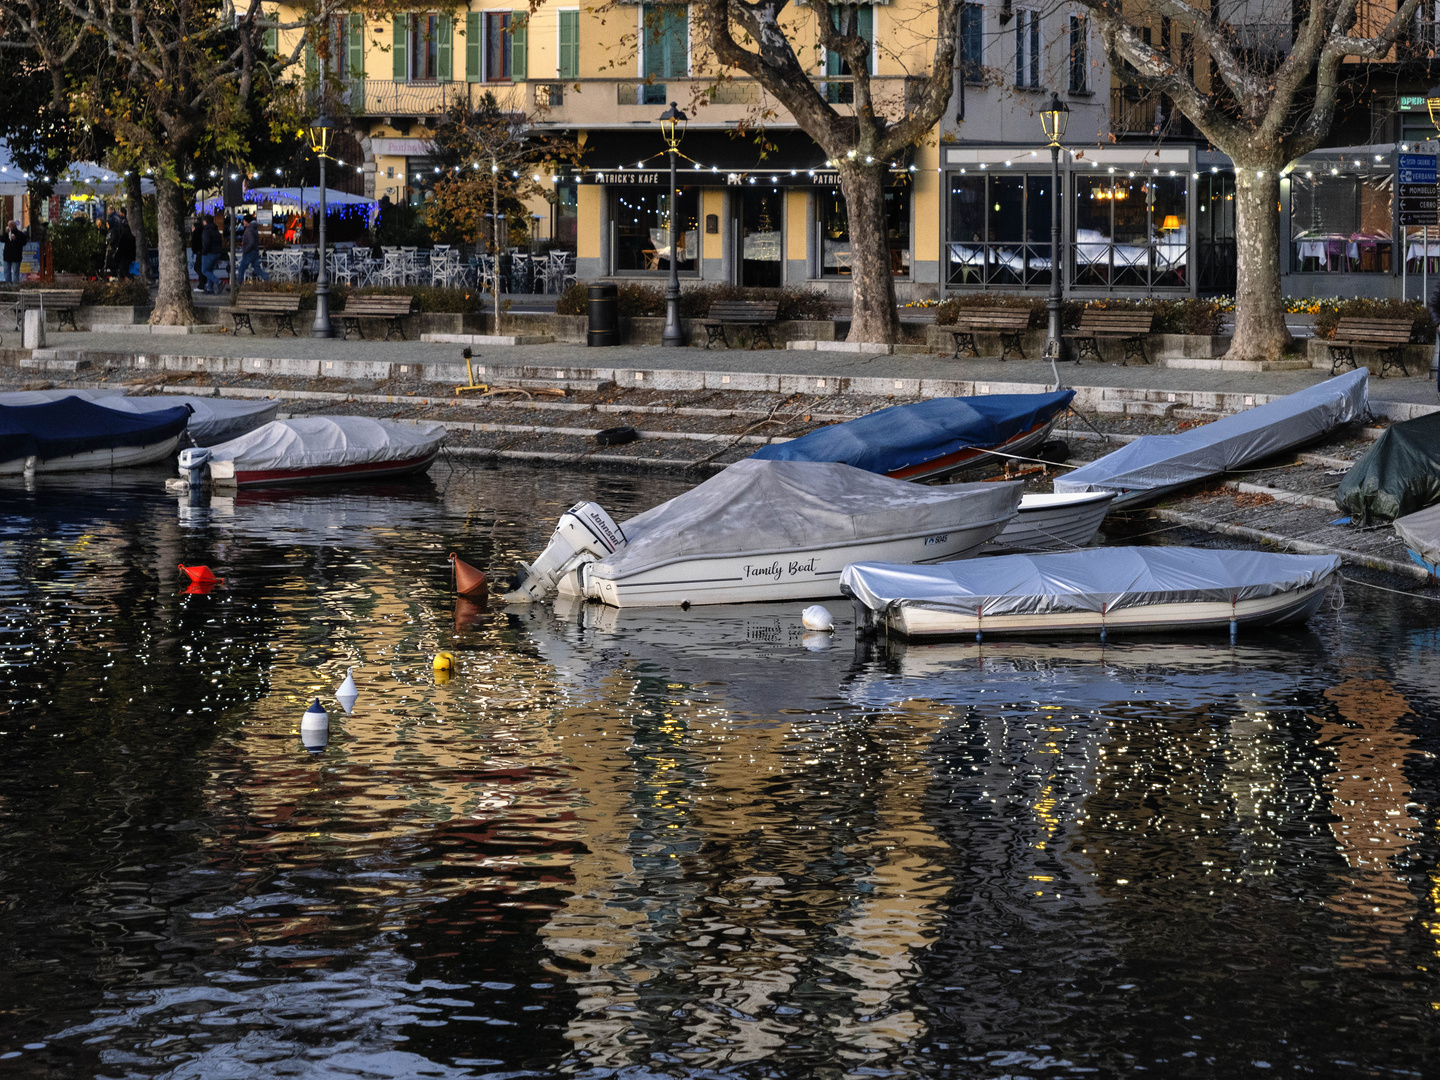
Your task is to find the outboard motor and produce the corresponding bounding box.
[178,447,212,489]
[503,501,626,603]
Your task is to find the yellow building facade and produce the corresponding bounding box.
[262,3,1240,301]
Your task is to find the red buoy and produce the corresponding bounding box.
[179,563,224,586]
[449,552,488,598]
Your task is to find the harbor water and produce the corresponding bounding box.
[1,463,1437,1078]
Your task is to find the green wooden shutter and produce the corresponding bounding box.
[858,5,873,73]
[437,15,452,81]
[826,5,842,76]
[643,5,663,78]
[511,13,527,80]
[263,24,278,56]
[669,6,687,77]
[392,17,407,79]
[559,10,579,78]
[305,39,317,77]
[466,11,481,81]
[348,14,364,77]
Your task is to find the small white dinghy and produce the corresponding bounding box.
[987,490,1117,552]
[841,547,1340,640]
[504,459,1022,608]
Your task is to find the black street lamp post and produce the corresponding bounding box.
[1040,94,1070,384]
[659,102,688,348]
[308,115,334,338]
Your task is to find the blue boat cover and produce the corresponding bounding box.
[0,398,191,464]
[749,390,1075,475]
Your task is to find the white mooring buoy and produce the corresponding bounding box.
[301,698,329,754]
[336,668,358,714]
[801,605,835,632]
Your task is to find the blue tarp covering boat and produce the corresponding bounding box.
[0,398,191,473]
[749,390,1075,481]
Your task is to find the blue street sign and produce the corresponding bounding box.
[1399,153,1437,183]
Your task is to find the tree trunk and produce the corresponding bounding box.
[1225,165,1291,363]
[149,174,195,325]
[838,165,900,345]
[124,171,150,285]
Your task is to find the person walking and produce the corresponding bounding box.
[235,213,269,285]
[2,220,27,283]
[111,218,136,279]
[189,218,205,291]
[199,213,224,295]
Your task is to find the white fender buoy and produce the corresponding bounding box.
[802,605,835,632]
[336,668,358,714]
[300,698,329,754]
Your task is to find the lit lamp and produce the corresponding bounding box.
[307,115,334,338]
[659,102,687,347]
[1161,215,1181,231]
[1426,85,1440,133]
[1039,93,1070,374]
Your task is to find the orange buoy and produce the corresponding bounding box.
[455,595,486,633]
[449,552,488,598]
[179,563,224,586]
[181,580,219,596]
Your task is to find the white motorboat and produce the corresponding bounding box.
[841,547,1340,640]
[504,459,1022,608]
[200,417,445,488]
[1056,369,1368,508]
[986,490,1117,552]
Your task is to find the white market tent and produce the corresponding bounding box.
[53,162,156,197]
[196,186,377,217]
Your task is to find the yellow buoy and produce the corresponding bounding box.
[433,651,455,683]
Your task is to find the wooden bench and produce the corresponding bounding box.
[227,293,303,337]
[1326,317,1415,378]
[701,300,780,350]
[947,309,1032,360]
[1065,309,1156,366]
[336,295,415,341]
[16,289,85,331]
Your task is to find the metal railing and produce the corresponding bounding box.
[1111,88,1158,135]
[946,239,1190,291]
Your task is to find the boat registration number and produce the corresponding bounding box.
[924,534,949,546]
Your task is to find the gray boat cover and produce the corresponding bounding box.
[0,388,124,406]
[841,546,1341,618]
[1394,502,1440,565]
[1055,369,1368,503]
[591,459,1022,579]
[207,417,446,471]
[98,396,278,445]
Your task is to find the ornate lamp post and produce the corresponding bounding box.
[307,115,334,338]
[658,102,688,347]
[1040,94,1070,376]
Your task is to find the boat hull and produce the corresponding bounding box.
[884,418,1057,482]
[223,448,440,488]
[882,580,1332,639]
[0,435,180,474]
[576,518,1013,608]
[987,490,1116,552]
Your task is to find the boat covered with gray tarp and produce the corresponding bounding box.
[840,546,1341,639]
[1055,369,1368,507]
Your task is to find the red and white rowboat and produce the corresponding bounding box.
[204,416,445,488]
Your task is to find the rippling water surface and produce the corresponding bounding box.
[1,464,1437,1079]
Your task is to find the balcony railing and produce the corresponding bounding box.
[1111,88,1158,135]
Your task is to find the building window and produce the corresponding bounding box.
[410,14,443,81]
[826,5,873,103]
[554,179,578,248]
[611,186,699,274]
[1014,9,1040,89]
[558,9,580,79]
[960,4,984,83]
[818,183,910,277]
[1291,167,1394,274]
[947,172,1054,287]
[642,4,688,103]
[1068,15,1087,92]
[1072,173,1188,290]
[486,12,512,81]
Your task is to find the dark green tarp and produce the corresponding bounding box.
[1335,412,1440,525]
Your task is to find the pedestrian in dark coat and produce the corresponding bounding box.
[2,220,27,283]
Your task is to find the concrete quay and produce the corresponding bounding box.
[12,327,1440,421]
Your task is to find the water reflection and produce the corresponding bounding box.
[0,466,1436,1078]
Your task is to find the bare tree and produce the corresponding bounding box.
[1074,0,1422,362]
[692,0,963,344]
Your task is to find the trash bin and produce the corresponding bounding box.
[587,282,619,347]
